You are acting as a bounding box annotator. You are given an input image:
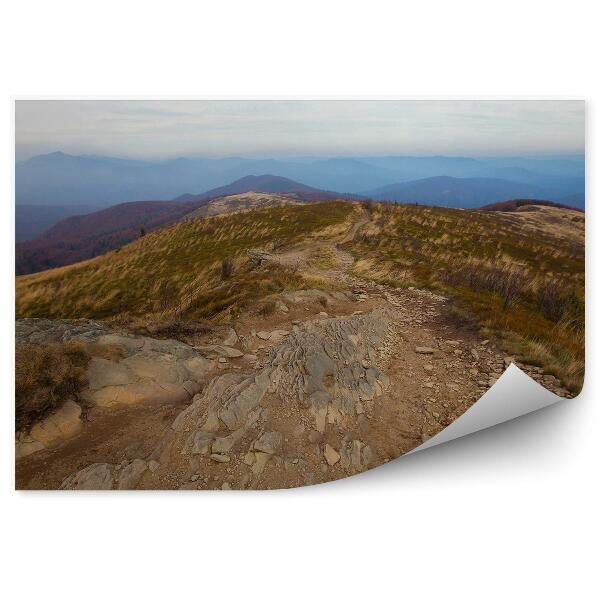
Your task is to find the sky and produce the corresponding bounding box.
[15,100,585,161]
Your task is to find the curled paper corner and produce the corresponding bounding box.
[408,363,565,455]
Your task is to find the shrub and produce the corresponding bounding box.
[536,281,577,322]
[221,257,233,279]
[15,342,91,432]
[443,265,526,310]
[258,300,276,316]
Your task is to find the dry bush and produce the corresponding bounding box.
[221,258,234,280]
[317,296,328,308]
[536,280,577,322]
[443,265,526,310]
[126,318,217,342]
[258,300,277,316]
[15,342,91,432]
[363,199,376,215]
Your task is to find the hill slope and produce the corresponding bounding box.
[15,175,343,275]
[15,204,102,241]
[479,198,583,212]
[16,201,354,320]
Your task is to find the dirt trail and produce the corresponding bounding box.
[16,207,571,490]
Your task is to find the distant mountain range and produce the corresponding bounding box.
[15,175,340,274]
[16,151,584,207]
[14,151,586,273]
[366,176,545,208]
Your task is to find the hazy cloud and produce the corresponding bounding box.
[15,100,585,161]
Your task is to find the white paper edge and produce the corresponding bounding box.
[408,363,563,454]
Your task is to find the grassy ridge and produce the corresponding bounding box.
[16,201,353,321]
[349,203,584,392]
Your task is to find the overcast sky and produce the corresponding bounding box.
[15,100,585,161]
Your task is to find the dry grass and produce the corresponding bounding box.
[349,203,585,392]
[15,342,91,432]
[16,201,353,321]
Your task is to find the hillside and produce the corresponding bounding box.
[16,201,354,320]
[479,198,583,212]
[366,176,546,207]
[17,197,584,392]
[15,197,582,490]
[349,202,584,391]
[15,175,341,275]
[15,204,103,242]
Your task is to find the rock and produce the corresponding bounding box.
[211,419,253,454]
[22,399,82,455]
[210,453,230,463]
[307,430,323,444]
[192,431,216,454]
[190,474,199,482]
[268,330,291,345]
[275,300,289,313]
[504,356,514,368]
[318,311,328,317]
[218,357,228,364]
[251,451,271,476]
[195,344,243,358]
[222,329,238,347]
[256,331,271,340]
[361,445,375,467]
[148,460,160,473]
[254,431,282,455]
[351,440,364,469]
[324,444,340,466]
[471,349,480,360]
[117,459,147,490]
[61,463,115,490]
[221,482,231,490]
[415,347,434,354]
[243,452,255,466]
[423,364,434,372]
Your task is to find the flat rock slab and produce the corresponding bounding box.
[195,344,243,358]
[16,399,82,459]
[415,346,435,354]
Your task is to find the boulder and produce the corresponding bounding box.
[324,444,340,466]
[254,431,282,455]
[60,463,115,490]
[16,400,82,459]
[415,346,434,354]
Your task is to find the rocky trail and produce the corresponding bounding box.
[15,210,572,490]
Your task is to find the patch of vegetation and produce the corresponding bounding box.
[258,300,277,316]
[349,203,585,392]
[15,342,91,432]
[16,201,353,321]
[221,257,233,279]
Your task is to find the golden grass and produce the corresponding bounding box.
[16,202,353,321]
[349,203,585,392]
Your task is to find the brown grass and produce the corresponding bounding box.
[348,203,585,392]
[15,342,91,432]
[16,201,353,321]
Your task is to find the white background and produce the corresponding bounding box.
[0,1,597,598]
